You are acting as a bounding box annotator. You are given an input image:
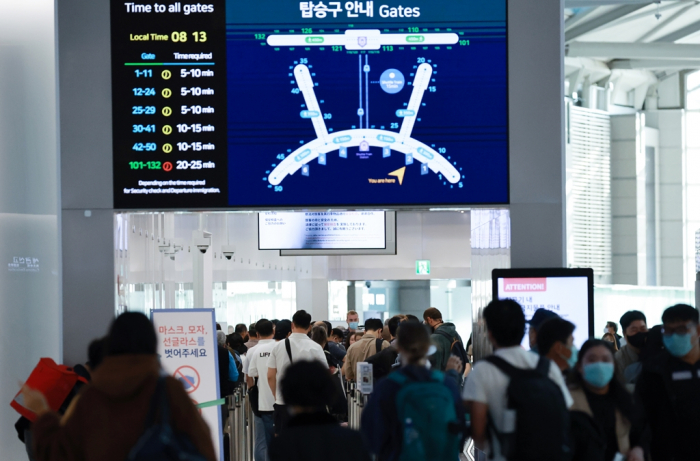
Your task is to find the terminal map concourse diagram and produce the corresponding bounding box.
[267,30,461,187]
[226,2,507,207]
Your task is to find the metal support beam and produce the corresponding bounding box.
[565,4,650,42]
[566,0,652,6]
[567,41,700,59]
[655,18,700,42]
[636,4,698,43]
[611,58,700,69]
[565,7,598,31]
[594,3,693,33]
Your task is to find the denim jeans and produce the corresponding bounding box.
[254,413,274,461]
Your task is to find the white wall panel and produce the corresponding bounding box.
[0,1,61,459]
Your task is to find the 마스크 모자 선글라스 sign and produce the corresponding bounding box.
[151,308,223,461]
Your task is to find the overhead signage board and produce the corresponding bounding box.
[151,308,223,461]
[259,211,386,250]
[110,0,507,208]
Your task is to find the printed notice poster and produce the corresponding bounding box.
[152,309,223,461]
[497,277,590,349]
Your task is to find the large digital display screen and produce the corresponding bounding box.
[111,0,507,209]
[493,268,594,349]
[259,211,386,249]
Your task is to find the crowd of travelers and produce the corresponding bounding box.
[14,300,700,461]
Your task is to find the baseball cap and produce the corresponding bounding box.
[527,308,559,331]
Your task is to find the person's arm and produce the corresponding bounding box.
[267,367,277,400]
[228,352,239,382]
[247,356,258,389]
[470,401,489,451]
[462,364,489,450]
[22,386,83,461]
[345,354,355,381]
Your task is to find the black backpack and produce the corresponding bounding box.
[485,356,571,461]
[434,329,469,371]
[126,377,208,461]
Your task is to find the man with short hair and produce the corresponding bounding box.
[244,324,259,350]
[526,308,559,353]
[267,310,327,434]
[315,320,346,362]
[615,310,648,389]
[343,310,360,349]
[245,319,275,461]
[462,300,572,461]
[330,328,345,347]
[235,323,249,343]
[636,304,700,461]
[343,318,391,381]
[423,307,465,371]
[535,318,577,373]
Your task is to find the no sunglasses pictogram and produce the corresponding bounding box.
[174,365,200,393]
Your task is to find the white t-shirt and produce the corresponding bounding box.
[268,332,328,404]
[246,339,277,412]
[462,346,573,461]
[243,343,259,375]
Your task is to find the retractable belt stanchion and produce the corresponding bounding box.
[245,387,254,461]
[238,388,247,461]
[349,381,358,429]
[228,391,239,461]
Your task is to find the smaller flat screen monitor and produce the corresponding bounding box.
[259,211,396,255]
[492,268,594,349]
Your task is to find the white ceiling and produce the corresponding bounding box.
[565,1,700,68]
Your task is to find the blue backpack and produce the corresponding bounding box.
[126,377,208,461]
[388,370,462,461]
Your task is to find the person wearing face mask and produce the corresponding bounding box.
[568,339,645,461]
[635,304,700,461]
[536,318,578,375]
[343,310,360,349]
[614,310,648,390]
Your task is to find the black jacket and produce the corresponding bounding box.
[366,344,399,381]
[270,412,371,461]
[635,351,700,461]
[569,410,607,461]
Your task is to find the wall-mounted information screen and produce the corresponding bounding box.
[492,268,595,349]
[111,0,507,209]
[259,211,386,250]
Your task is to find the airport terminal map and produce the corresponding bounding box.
[110,0,507,208]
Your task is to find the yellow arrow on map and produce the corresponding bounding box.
[389,167,406,185]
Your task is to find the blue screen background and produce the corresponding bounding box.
[226,1,507,207]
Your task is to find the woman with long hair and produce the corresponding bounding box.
[359,321,466,461]
[601,333,619,351]
[568,339,644,461]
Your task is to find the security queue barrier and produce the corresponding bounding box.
[226,385,255,461]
